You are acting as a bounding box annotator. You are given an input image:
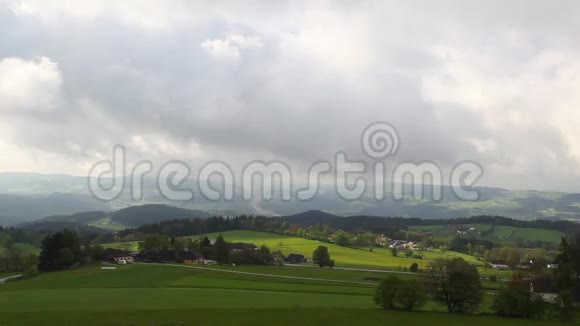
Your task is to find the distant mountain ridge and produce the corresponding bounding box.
[0,193,112,226]
[1,172,580,223]
[18,204,211,230]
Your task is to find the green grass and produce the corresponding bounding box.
[12,242,39,254]
[490,226,563,243]
[88,216,129,231]
[201,230,482,269]
[104,230,509,278]
[0,242,39,255]
[410,224,563,244]
[0,308,565,326]
[0,264,560,326]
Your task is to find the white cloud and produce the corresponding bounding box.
[1,1,580,191]
[200,38,241,64]
[200,34,264,64]
[227,34,264,48]
[0,56,62,112]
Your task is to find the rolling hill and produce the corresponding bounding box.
[0,193,112,226]
[19,204,211,231]
[2,172,580,223]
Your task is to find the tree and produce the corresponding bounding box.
[257,245,273,266]
[374,276,425,311]
[198,236,211,249]
[313,246,333,267]
[139,234,170,250]
[390,247,398,257]
[493,273,535,318]
[409,262,419,273]
[405,248,413,257]
[86,244,105,261]
[554,235,580,297]
[424,258,482,313]
[507,248,521,268]
[272,250,285,266]
[0,248,37,273]
[37,229,83,272]
[332,231,350,247]
[213,234,229,264]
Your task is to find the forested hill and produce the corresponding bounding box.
[4,173,580,222]
[281,210,579,233]
[0,193,112,226]
[18,205,211,231]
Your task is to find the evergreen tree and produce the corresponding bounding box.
[213,234,229,263]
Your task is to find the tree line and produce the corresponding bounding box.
[374,255,575,322]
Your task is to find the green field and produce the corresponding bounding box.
[410,224,563,244]
[0,264,561,325]
[88,216,130,231]
[106,230,484,270]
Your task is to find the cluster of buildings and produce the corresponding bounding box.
[489,259,558,271]
[103,245,308,265]
[103,248,214,265]
[388,240,421,251]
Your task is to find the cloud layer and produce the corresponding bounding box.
[0,0,579,192]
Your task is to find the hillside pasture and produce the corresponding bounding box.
[203,230,482,269]
[410,224,563,244]
[106,230,494,270]
[0,263,557,326]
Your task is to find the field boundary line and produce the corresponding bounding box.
[135,263,375,285]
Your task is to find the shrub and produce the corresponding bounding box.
[489,275,497,282]
[409,263,419,273]
[493,286,534,318]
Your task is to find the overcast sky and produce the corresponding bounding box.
[0,0,579,192]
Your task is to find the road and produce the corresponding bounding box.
[136,262,375,285]
[284,263,417,275]
[0,274,22,284]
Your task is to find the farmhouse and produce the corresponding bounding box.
[135,249,203,264]
[490,260,509,270]
[285,253,307,264]
[518,259,534,269]
[531,276,560,304]
[179,251,204,264]
[388,240,419,251]
[228,242,258,252]
[104,248,134,264]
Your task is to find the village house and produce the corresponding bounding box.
[104,248,135,264]
[531,276,560,304]
[179,251,204,264]
[388,240,419,251]
[490,260,509,270]
[285,253,307,264]
[135,249,203,264]
[228,242,258,252]
[518,259,534,269]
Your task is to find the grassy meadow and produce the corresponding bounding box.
[409,224,563,244]
[0,263,562,325]
[106,230,486,270]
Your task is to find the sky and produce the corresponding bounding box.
[0,0,579,192]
